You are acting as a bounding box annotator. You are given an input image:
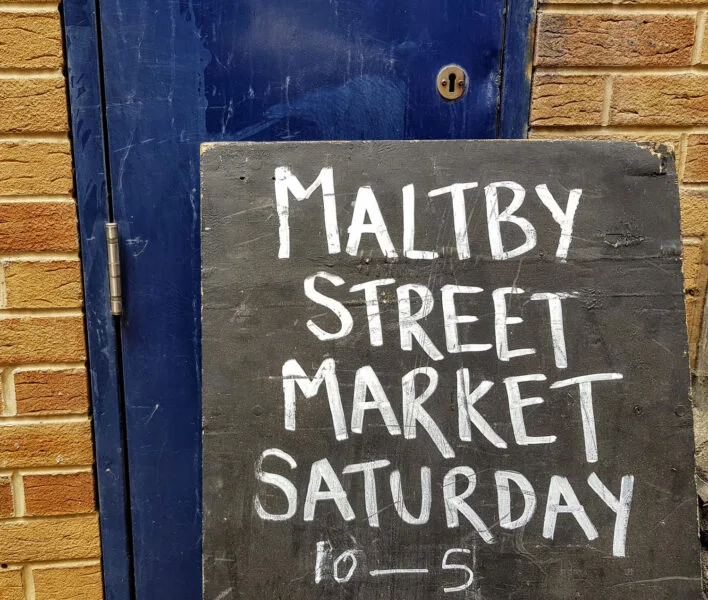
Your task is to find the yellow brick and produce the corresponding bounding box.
[535,13,694,67]
[0,569,23,600]
[610,75,708,126]
[0,142,73,196]
[15,369,89,415]
[529,129,680,151]
[0,421,93,469]
[683,243,702,290]
[528,131,682,174]
[0,79,68,133]
[0,202,77,252]
[0,316,85,364]
[530,74,605,126]
[24,472,95,516]
[541,0,706,3]
[686,293,696,323]
[681,189,708,236]
[686,291,701,357]
[684,135,708,184]
[3,260,82,308]
[683,242,704,355]
[0,476,12,518]
[34,564,103,600]
[0,12,63,70]
[0,515,99,562]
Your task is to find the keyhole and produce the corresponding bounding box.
[448,73,456,91]
[437,64,466,100]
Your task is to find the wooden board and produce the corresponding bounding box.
[201,140,701,599]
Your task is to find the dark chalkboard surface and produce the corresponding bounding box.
[201,141,701,600]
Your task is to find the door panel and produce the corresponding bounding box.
[96,1,523,596]
[197,1,505,140]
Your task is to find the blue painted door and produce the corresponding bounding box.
[88,1,534,597]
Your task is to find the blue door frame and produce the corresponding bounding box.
[62,1,536,598]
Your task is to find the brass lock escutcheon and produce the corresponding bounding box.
[437,65,466,101]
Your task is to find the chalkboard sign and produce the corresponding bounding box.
[201,141,701,600]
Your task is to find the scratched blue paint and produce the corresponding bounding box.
[97,2,207,598]
[61,1,133,598]
[500,0,537,138]
[90,0,533,597]
[196,0,505,140]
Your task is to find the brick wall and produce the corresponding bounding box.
[0,2,102,599]
[529,0,708,366]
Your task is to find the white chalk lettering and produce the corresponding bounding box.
[333,551,359,583]
[443,466,494,543]
[314,540,332,583]
[505,374,557,445]
[550,373,623,463]
[349,278,396,347]
[254,448,298,522]
[403,184,438,259]
[485,181,537,260]
[495,470,536,530]
[397,284,444,361]
[282,358,348,441]
[588,472,634,558]
[428,182,478,260]
[441,549,474,593]
[441,285,492,354]
[530,292,573,369]
[351,365,402,435]
[535,184,582,261]
[402,367,454,459]
[275,166,338,259]
[543,475,598,541]
[456,369,506,449]
[390,467,432,525]
[342,459,391,527]
[304,271,353,341]
[346,186,397,258]
[304,458,355,522]
[493,287,536,362]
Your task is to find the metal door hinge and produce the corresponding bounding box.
[105,223,122,316]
